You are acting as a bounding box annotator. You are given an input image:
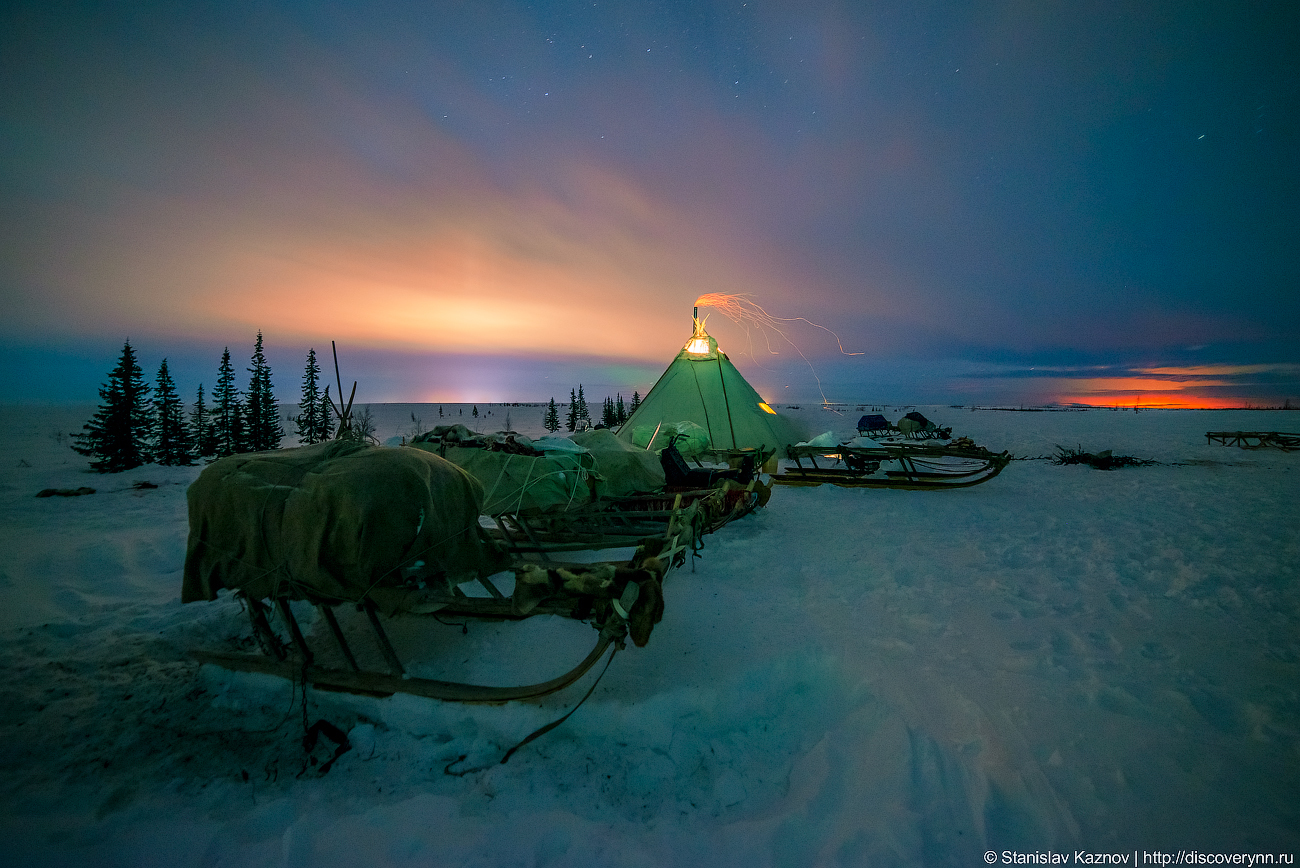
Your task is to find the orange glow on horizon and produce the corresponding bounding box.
[1055,394,1257,409]
[1030,365,1298,409]
[1065,377,1234,393]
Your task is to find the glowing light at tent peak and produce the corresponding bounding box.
[684,317,713,355]
[758,402,777,415]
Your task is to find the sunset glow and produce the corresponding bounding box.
[1045,364,1300,408]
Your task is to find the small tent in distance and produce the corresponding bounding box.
[617,318,807,457]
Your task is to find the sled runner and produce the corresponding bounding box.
[183,440,678,701]
[774,440,1011,490]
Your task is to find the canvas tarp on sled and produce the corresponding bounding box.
[408,442,597,515]
[182,440,510,607]
[410,429,667,514]
[568,428,666,498]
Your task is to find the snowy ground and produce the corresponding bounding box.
[1,403,1297,866]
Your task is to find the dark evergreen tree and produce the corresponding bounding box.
[152,359,192,465]
[543,398,561,432]
[472,405,478,418]
[245,331,283,452]
[211,347,243,456]
[296,347,332,444]
[190,384,216,458]
[615,393,627,425]
[565,388,579,432]
[230,402,248,454]
[72,340,152,472]
[575,384,590,425]
[601,396,617,427]
[630,391,642,413]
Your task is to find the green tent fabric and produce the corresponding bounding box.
[617,325,807,453]
[409,442,596,515]
[569,428,666,497]
[182,440,509,607]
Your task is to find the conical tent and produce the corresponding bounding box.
[617,321,807,454]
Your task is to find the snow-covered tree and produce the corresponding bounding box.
[73,340,152,472]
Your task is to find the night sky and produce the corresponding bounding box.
[3,1,1298,407]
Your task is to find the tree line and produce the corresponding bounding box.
[74,339,650,471]
[73,335,339,472]
[541,386,641,433]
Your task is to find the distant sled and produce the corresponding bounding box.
[856,411,952,442]
[1206,431,1299,451]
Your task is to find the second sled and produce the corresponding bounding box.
[775,441,1012,490]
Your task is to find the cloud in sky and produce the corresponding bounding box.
[2,1,1298,406]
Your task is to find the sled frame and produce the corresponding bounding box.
[775,443,1011,490]
[1206,431,1299,451]
[196,575,634,702]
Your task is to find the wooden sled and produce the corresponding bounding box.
[487,492,700,559]
[486,462,769,561]
[774,442,1011,490]
[194,534,682,703]
[1206,431,1300,451]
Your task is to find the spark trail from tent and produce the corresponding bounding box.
[693,293,861,408]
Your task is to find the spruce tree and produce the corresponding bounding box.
[245,331,283,452]
[230,401,248,454]
[630,391,642,413]
[211,347,242,456]
[565,389,579,432]
[615,393,627,425]
[190,384,216,458]
[575,385,590,425]
[152,359,192,465]
[73,340,152,472]
[543,398,561,432]
[601,396,617,427]
[296,348,332,444]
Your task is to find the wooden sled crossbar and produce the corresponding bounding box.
[195,576,641,702]
[484,486,753,565]
[775,443,1011,490]
[1206,431,1299,451]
